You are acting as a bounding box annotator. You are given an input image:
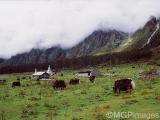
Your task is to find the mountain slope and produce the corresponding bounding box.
[1,17,160,69]
[65,30,127,58]
[115,17,160,52]
[0,29,127,67]
[0,47,66,67]
[0,49,43,67]
[0,58,5,64]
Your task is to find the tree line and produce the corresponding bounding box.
[0,48,152,74]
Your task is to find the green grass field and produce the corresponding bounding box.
[0,63,160,120]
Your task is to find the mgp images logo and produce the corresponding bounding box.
[106,112,160,119]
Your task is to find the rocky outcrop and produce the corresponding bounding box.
[38,47,66,64]
[65,30,127,58]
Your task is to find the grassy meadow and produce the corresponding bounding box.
[0,63,160,120]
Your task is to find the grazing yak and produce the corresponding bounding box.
[0,80,6,85]
[12,81,21,87]
[89,76,96,83]
[113,78,135,94]
[69,78,80,85]
[52,80,66,89]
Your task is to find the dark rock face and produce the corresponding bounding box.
[0,58,5,64]
[0,30,127,67]
[144,16,157,30]
[145,18,160,48]
[0,47,66,67]
[65,30,127,58]
[38,47,66,64]
[1,49,42,66]
[126,17,159,51]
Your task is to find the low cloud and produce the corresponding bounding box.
[0,0,160,58]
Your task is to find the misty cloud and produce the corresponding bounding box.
[0,0,160,58]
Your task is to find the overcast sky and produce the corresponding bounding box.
[0,0,160,58]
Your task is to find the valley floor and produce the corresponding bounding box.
[0,63,160,120]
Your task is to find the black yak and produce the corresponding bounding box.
[113,78,135,94]
[52,80,66,89]
[12,81,21,87]
[69,78,80,85]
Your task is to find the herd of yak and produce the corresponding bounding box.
[0,75,135,94]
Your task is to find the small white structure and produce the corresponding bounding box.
[32,65,55,79]
[78,69,92,77]
[77,68,101,77]
[32,70,50,79]
[32,68,44,77]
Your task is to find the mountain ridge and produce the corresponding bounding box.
[0,29,127,67]
[1,17,160,71]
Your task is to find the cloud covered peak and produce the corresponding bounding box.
[0,0,160,58]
